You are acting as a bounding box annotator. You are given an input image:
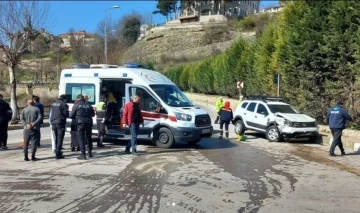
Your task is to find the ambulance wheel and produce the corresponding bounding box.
[154,127,174,149]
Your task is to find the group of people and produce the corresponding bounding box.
[0,94,43,157]
[49,91,144,160]
[214,97,234,139]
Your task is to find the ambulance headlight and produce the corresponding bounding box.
[174,113,192,121]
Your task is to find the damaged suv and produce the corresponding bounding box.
[233,96,319,142]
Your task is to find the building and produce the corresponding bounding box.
[180,0,260,18]
[259,5,284,14]
[58,30,97,48]
[138,24,150,40]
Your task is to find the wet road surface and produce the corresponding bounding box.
[0,103,360,213]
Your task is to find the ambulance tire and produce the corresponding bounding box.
[154,127,174,149]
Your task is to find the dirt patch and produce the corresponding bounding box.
[291,145,360,177]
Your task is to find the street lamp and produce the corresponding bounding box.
[104,5,119,64]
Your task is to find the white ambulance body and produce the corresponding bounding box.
[58,63,213,148]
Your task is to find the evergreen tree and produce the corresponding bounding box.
[252,19,280,95]
[323,1,360,116]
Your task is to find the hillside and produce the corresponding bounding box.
[120,22,256,70]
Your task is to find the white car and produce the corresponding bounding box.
[233,97,319,142]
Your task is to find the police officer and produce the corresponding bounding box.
[50,94,69,159]
[0,94,12,151]
[70,94,95,160]
[95,95,107,148]
[326,100,352,156]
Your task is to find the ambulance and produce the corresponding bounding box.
[58,63,213,148]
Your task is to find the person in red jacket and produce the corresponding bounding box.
[121,94,144,155]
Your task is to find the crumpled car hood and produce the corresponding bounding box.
[275,113,315,122]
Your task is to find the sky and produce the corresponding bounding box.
[48,1,279,35]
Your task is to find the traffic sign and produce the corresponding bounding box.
[237,81,244,88]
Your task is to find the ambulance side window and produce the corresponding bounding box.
[129,87,164,113]
[65,83,96,105]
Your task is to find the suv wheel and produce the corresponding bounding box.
[234,120,245,135]
[266,126,281,142]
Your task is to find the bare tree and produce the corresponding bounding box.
[0,1,50,122]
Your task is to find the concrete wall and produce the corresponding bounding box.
[2,84,59,106]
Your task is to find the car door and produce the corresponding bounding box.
[243,102,258,129]
[253,103,270,132]
[125,84,162,139]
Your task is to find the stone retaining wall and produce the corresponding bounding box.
[185,92,360,139]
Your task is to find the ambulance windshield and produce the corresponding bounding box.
[150,84,193,107]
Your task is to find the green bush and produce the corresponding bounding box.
[164,65,183,87]
[179,65,191,90]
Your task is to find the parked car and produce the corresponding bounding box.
[232,96,319,142]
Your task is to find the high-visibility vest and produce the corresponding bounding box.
[96,101,106,112]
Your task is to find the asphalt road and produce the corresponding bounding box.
[0,102,360,213]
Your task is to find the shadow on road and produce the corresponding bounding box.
[243,132,324,146]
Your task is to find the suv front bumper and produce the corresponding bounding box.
[280,126,319,138]
[170,126,213,142]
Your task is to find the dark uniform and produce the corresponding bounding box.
[219,101,233,139]
[50,95,69,159]
[0,95,12,150]
[326,101,352,156]
[70,95,95,160]
[96,96,107,148]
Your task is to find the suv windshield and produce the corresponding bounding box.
[150,84,194,107]
[267,104,297,114]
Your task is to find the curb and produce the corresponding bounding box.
[321,134,360,152]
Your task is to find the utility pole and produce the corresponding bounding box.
[104,5,119,64]
[277,74,280,97]
[273,73,280,97]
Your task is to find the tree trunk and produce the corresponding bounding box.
[8,65,18,124]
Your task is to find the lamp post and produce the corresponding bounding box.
[104,5,119,64]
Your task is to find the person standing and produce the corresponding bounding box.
[21,100,42,161]
[50,94,69,159]
[121,94,144,156]
[70,94,95,160]
[214,97,224,124]
[0,94,12,151]
[70,99,80,152]
[95,95,107,148]
[33,96,44,146]
[326,100,352,156]
[219,101,233,139]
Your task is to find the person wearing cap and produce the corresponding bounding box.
[326,100,352,156]
[70,94,95,160]
[214,97,224,124]
[50,94,69,159]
